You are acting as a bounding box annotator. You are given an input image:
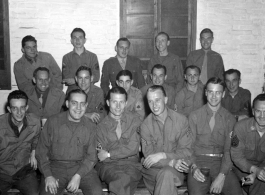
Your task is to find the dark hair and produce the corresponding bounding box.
[33,67,50,78]
[116,37,130,47]
[151,64,167,75]
[206,77,225,91]
[75,66,92,77]
[253,94,265,108]
[67,89,88,102]
[223,69,241,80]
[184,65,201,75]
[116,70,132,81]
[200,28,214,38]
[71,28,86,38]
[22,35,37,48]
[106,86,128,101]
[155,32,170,41]
[147,85,167,97]
[7,90,28,107]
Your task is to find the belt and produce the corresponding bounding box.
[200,154,223,157]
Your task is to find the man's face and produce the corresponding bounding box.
[151,68,167,85]
[147,89,168,116]
[76,70,93,93]
[253,100,265,128]
[66,93,87,122]
[185,68,200,86]
[22,41,37,58]
[116,75,133,92]
[107,93,127,118]
[225,73,240,95]
[156,34,170,53]
[71,31,86,49]
[7,99,28,125]
[205,83,224,108]
[33,71,50,93]
[116,41,130,58]
[200,32,213,50]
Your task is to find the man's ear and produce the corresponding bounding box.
[165,75,167,81]
[167,40,170,46]
[33,77,36,84]
[116,80,119,86]
[165,96,168,104]
[25,105,29,112]
[115,45,117,52]
[90,75,94,83]
[21,47,25,54]
[106,100,110,107]
[66,100,69,109]
[7,106,11,113]
[222,90,225,98]
[239,79,242,85]
[75,76,78,83]
[130,80,134,86]
[150,74,153,81]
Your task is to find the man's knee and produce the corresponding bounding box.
[156,166,183,185]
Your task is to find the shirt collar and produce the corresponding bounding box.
[35,87,49,99]
[152,107,172,122]
[8,113,28,136]
[24,53,38,64]
[205,104,223,117]
[107,112,127,123]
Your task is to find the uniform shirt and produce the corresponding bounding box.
[140,108,192,167]
[0,113,40,176]
[221,87,251,116]
[36,112,97,178]
[186,49,224,80]
[231,118,265,173]
[189,104,236,175]
[147,52,184,93]
[14,52,63,92]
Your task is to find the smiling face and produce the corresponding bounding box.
[71,31,86,49]
[22,41,38,59]
[200,32,213,51]
[156,34,170,53]
[151,68,167,85]
[76,70,93,93]
[33,70,50,93]
[7,98,28,126]
[225,73,240,96]
[253,100,265,128]
[147,89,168,116]
[116,41,130,59]
[66,93,87,122]
[205,83,224,110]
[107,93,127,119]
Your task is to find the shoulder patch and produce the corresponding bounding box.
[141,137,147,146]
[186,128,192,137]
[135,101,143,111]
[95,63,99,70]
[231,135,239,148]
[97,102,104,113]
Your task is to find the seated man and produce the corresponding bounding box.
[188,77,242,195]
[222,69,251,120]
[140,85,192,195]
[0,90,40,195]
[14,35,62,92]
[26,67,65,126]
[141,64,175,112]
[36,89,102,195]
[175,65,205,117]
[116,70,145,119]
[231,94,265,195]
[96,87,142,195]
[75,66,106,124]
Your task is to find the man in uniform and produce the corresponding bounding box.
[231,93,265,195]
[14,35,62,92]
[36,89,102,195]
[141,85,192,195]
[0,90,40,194]
[147,32,184,93]
[100,37,145,96]
[62,28,100,93]
[96,87,142,195]
[186,28,225,84]
[222,69,251,120]
[188,77,242,195]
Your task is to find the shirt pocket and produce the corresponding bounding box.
[52,139,67,157]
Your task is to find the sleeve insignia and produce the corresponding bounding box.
[141,138,147,146]
[231,135,239,148]
[135,102,143,111]
[186,128,192,137]
[96,102,104,113]
[230,131,233,138]
[95,63,99,70]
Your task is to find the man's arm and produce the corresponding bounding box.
[175,90,186,115]
[215,55,225,80]
[14,62,34,92]
[90,55,100,83]
[140,123,156,158]
[237,91,251,117]
[100,61,110,97]
[47,53,63,90]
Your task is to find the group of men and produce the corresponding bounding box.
[0,26,263,195]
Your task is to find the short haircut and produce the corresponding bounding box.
[200,28,214,38]
[184,65,201,75]
[205,77,225,91]
[67,88,88,102]
[223,69,241,80]
[33,67,50,78]
[147,85,167,97]
[22,35,37,48]
[151,64,167,75]
[75,66,92,77]
[7,90,28,107]
[155,32,170,41]
[71,28,86,38]
[116,37,130,47]
[106,86,128,101]
[116,70,133,81]
[253,94,265,108]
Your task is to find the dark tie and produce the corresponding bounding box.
[201,51,208,84]
[116,119,122,139]
[39,94,43,105]
[209,111,216,132]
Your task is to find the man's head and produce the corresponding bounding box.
[70,28,86,49]
[200,28,214,51]
[253,94,265,128]
[21,35,38,59]
[116,70,133,92]
[7,90,29,125]
[155,32,170,53]
[106,87,127,119]
[115,38,130,59]
[151,64,167,85]
[75,66,93,93]
[147,85,168,116]
[205,77,225,109]
[66,89,88,122]
[33,67,50,93]
[184,65,201,86]
[224,69,241,96]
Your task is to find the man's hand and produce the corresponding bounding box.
[62,78,75,85]
[29,150,37,170]
[45,176,59,195]
[257,169,265,182]
[174,104,178,112]
[84,112,100,123]
[143,153,166,169]
[192,168,205,182]
[242,173,256,185]
[66,174,81,193]
[97,149,109,161]
[173,159,189,173]
[210,173,225,194]
[238,115,248,121]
